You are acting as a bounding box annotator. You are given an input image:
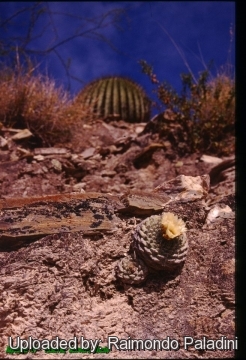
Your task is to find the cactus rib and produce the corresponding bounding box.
[77,76,151,123]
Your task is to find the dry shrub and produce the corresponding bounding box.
[140,60,235,156]
[196,74,235,154]
[199,74,234,126]
[0,64,92,146]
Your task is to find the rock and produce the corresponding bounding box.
[200,154,223,165]
[72,182,86,192]
[0,136,8,148]
[118,191,170,215]
[34,147,68,155]
[175,160,183,167]
[81,147,96,159]
[33,154,45,161]
[51,159,62,172]
[154,174,210,202]
[209,156,235,186]
[16,147,33,159]
[0,192,121,249]
[206,156,235,205]
[204,204,234,226]
[135,124,146,134]
[133,143,165,169]
[101,170,116,177]
[10,151,19,161]
[11,129,33,140]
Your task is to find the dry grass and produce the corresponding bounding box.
[189,72,235,155]
[0,64,92,146]
[140,59,235,156]
[199,74,234,124]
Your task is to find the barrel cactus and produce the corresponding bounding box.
[133,213,188,271]
[77,76,151,123]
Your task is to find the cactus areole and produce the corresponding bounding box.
[77,76,151,123]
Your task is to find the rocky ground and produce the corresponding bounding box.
[0,116,235,358]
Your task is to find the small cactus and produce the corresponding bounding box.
[77,76,151,123]
[115,254,149,285]
[133,213,188,271]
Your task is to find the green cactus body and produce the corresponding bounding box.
[133,215,188,271]
[115,254,149,285]
[77,76,151,123]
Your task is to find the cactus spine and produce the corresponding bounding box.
[77,76,151,123]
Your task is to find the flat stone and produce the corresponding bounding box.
[34,148,67,155]
[200,154,223,164]
[72,182,86,192]
[33,155,45,161]
[81,147,95,159]
[0,193,121,249]
[101,170,116,177]
[11,129,33,140]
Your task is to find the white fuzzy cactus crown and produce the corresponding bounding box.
[161,212,186,240]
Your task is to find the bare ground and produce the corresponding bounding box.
[0,117,235,358]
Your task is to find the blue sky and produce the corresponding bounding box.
[0,2,235,116]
